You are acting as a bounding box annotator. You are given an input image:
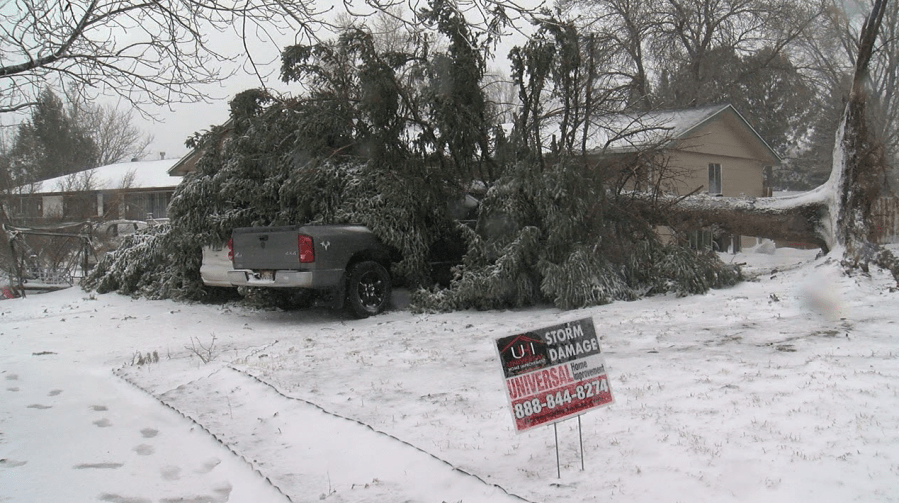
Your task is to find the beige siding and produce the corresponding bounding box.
[661,111,774,199]
[676,112,776,162]
[666,151,766,198]
[652,110,775,251]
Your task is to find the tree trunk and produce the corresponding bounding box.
[631,193,830,251]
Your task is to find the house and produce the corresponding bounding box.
[5,158,181,224]
[585,104,781,251]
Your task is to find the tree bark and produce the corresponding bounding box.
[631,192,830,251]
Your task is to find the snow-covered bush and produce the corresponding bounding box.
[82,223,207,301]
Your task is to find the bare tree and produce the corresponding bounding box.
[0,0,333,116]
[654,0,819,105]
[830,0,899,173]
[70,100,154,165]
[483,70,518,125]
[560,0,658,110]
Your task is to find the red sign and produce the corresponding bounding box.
[496,318,613,432]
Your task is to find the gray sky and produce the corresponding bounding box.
[135,29,293,162]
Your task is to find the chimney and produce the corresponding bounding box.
[159,152,165,160]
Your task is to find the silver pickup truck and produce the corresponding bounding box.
[228,224,397,318]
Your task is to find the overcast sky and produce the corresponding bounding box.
[1,1,528,165]
[135,27,294,162]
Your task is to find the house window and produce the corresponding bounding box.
[708,163,722,194]
[9,196,42,220]
[124,191,173,220]
[688,229,714,251]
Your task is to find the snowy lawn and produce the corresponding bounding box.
[2,244,898,503]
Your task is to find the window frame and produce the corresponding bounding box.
[708,163,722,195]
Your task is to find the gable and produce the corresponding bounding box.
[581,105,779,166]
[673,108,780,165]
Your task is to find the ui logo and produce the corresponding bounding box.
[496,332,549,378]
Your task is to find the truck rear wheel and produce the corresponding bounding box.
[346,261,391,318]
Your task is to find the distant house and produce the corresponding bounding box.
[603,104,778,195]
[5,159,181,223]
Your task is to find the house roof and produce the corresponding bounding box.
[166,104,780,177]
[589,104,781,162]
[168,150,199,177]
[15,159,181,195]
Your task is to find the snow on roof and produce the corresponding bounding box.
[17,159,181,194]
[538,104,778,161]
[595,104,731,150]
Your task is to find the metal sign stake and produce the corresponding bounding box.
[494,317,614,480]
[554,423,561,479]
[578,415,585,471]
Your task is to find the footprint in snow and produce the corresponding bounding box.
[93,418,112,428]
[7,387,19,392]
[0,458,28,468]
[140,428,159,438]
[99,493,151,503]
[4,374,18,380]
[213,483,233,500]
[74,463,123,469]
[159,494,224,503]
[160,465,181,481]
[195,457,221,474]
[91,405,108,411]
[27,404,52,409]
[133,444,154,456]
[48,389,62,396]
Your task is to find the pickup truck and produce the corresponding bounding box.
[227,224,398,318]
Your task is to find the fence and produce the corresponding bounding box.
[2,223,95,296]
[872,195,899,244]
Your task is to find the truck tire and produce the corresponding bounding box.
[346,261,391,318]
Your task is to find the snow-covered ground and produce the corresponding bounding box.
[2,244,898,503]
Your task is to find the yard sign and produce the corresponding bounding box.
[496,318,613,432]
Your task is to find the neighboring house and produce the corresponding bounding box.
[584,104,781,251]
[5,158,181,224]
[608,104,778,198]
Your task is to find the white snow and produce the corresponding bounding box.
[2,245,899,503]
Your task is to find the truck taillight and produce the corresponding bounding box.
[227,238,233,260]
[298,234,314,263]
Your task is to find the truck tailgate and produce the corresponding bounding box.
[231,225,304,270]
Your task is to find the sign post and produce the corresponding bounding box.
[495,318,613,473]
